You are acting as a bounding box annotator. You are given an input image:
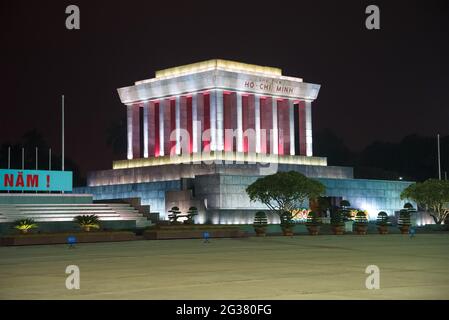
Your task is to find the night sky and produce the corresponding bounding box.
[1,0,448,176]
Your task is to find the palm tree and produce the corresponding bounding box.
[14,218,38,234]
[74,215,100,232]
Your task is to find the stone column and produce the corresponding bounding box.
[216,89,224,152]
[175,96,181,155]
[272,97,278,155]
[192,93,198,153]
[209,90,217,151]
[254,95,261,153]
[289,99,295,155]
[159,99,166,156]
[126,105,133,159]
[305,100,313,156]
[143,102,149,158]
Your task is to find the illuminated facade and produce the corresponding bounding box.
[118,59,320,164]
[75,60,415,224]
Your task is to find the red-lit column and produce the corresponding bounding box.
[179,95,190,154]
[223,91,237,152]
[147,101,155,158]
[187,96,193,154]
[242,94,256,153]
[202,92,211,151]
[162,99,172,156]
[260,97,273,154]
[170,98,177,156]
[289,99,295,155]
[277,99,290,156]
[131,104,141,159]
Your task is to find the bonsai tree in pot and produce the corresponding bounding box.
[253,211,268,236]
[354,211,368,235]
[13,218,38,234]
[74,214,100,232]
[376,211,389,234]
[280,211,295,236]
[168,206,182,225]
[305,211,321,235]
[331,209,345,235]
[184,207,198,225]
[398,209,411,234]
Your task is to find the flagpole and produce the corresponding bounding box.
[437,134,441,180]
[62,95,65,172]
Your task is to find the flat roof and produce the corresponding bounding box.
[155,59,282,79]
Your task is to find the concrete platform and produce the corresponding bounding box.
[0,234,448,299]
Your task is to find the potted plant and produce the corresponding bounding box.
[376,211,389,234]
[253,211,268,236]
[305,211,321,235]
[354,211,368,235]
[74,214,100,232]
[280,211,295,236]
[331,209,345,235]
[13,218,38,234]
[398,209,411,234]
[168,206,182,225]
[184,207,198,225]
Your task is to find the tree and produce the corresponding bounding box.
[245,171,325,219]
[401,179,449,224]
[185,207,198,225]
[168,206,182,224]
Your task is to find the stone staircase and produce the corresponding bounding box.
[0,203,153,228]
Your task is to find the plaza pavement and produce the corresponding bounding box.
[0,234,448,299]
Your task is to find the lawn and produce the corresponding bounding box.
[0,234,448,299]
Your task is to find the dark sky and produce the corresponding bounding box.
[1,0,448,175]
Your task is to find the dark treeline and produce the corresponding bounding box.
[0,129,85,187]
[314,129,449,182]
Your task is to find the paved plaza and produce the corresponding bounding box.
[0,234,448,299]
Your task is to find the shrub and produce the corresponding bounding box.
[376,211,389,226]
[398,209,411,226]
[13,218,38,234]
[184,207,198,225]
[253,211,268,226]
[354,211,368,225]
[331,209,345,226]
[168,207,181,224]
[74,214,100,232]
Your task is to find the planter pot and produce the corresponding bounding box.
[281,226,294,236]
[331,225,345,235]
[355,224,368,235]
[83,226,91,232]
[377,225,388,234]
[19,229,29,235]
[254,227,267,237]
[399,225,410,234]
[306,225,320,236]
